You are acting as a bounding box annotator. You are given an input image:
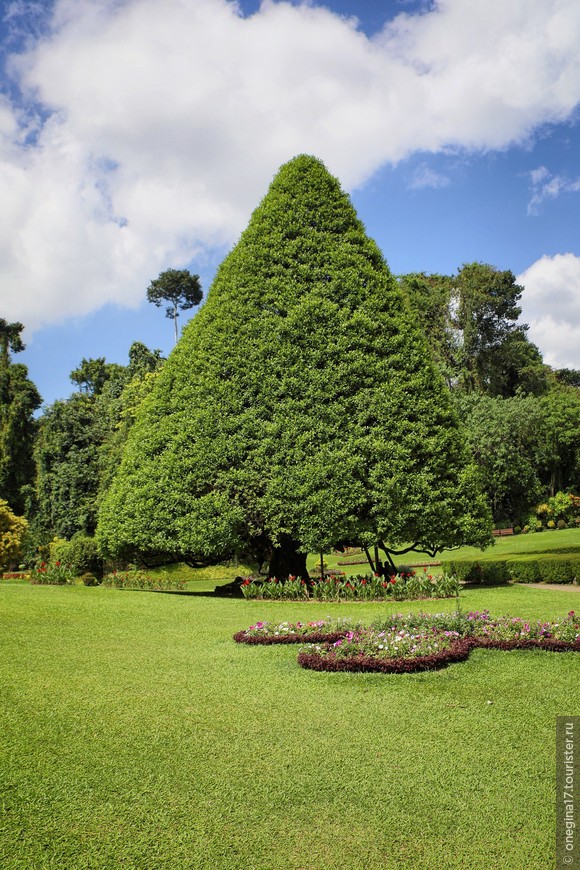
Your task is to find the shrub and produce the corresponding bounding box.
[0,500,28,574]
[547,520,556,530]
[101,570,186,591]
[80,572,99,587]
[557,519,567,530]
[539,559,575,584]
[513,525,522,535]
[547,492,576,523]
[51,535,103,578]
[445,560,509,584]
[526,515,542,533]
[30,560,75,585]
[507,560,541,583]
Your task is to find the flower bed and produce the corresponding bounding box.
[101,570,186,592]
[234,610,580,673]
[240,571,460,602]
[234,617,358,645]
[297,639,474,673]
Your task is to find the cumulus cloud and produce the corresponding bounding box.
[0,0,579,329]
[518,253,580,369]
[526,165,580,214]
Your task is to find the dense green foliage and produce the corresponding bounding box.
[400,265,547,397]
[0,320,41,514]
[0,499,27,572]
[456,387,580,522]
[50,534,103,578]
[445,554,580,584]
[98,156,492,576]
[33,343,163,544]
[1,581,578,868]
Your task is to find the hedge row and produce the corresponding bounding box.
[444,556,580,584]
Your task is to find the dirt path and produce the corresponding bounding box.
[525,583,580,592]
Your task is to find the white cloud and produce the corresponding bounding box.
[518,253,580,369]
[409,163,450,190]
[0,0,579,329]
[527,165,580,214]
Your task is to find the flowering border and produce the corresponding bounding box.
[297,636,580,673]
[233,629,348,645]
[234,610,580,674]
[297,638,474,673]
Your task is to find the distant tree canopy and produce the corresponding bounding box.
[0,320,41,514]
[400,265,547,397]
[147,269,203,343]
[70,357,125,396]
[34,343,164,541]
[98,155,492,578]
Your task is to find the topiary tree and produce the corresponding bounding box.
[97,155,492,578]
[0,499,28,573]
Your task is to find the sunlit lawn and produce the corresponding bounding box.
[1,580,579,869]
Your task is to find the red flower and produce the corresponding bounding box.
[390,577,396,584]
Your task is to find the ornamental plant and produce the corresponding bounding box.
[30,559,75,585]
[0,499,28,573]
[239,570,460,601]
[234,616,359,645]
[234,610,580,673]
[101,570,186,592]
[97,155,492,578]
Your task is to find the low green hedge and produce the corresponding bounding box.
[539,559,575,584]
[506,561,541,584]
[444,555,580,584]
[445,560,510,584]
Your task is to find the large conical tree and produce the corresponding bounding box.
[97,155,491,577]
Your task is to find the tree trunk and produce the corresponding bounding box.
[268,535,309,580]
[173,305,179,344]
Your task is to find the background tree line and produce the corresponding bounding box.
[1,206,579,573]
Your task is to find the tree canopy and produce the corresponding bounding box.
[0,320,41,514]
[98,155,491,577]
[34,343,164,542]
[147,269,203,343]
[400,265,547,397]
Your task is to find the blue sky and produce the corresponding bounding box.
[1,0,579,407]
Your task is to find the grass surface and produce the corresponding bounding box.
[439,527,580,564]
[1,581,579,869]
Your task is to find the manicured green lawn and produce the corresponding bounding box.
[1,580,579,868]
[440,526,580,564]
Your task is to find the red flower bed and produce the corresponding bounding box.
[233,630,348,645]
